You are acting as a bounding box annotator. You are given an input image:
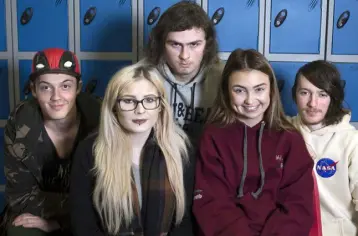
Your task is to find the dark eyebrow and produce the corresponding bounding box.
[166,39,204,45]
[232,83,267,89]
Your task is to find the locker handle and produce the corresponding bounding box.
[147,7,161,25]
[20,7,33,25]
[337,11,350,29]
[274,9,287,28]
[23,80,31,96]
[84,7,97,25]
[277,79,285,92]
[211,7,225,25]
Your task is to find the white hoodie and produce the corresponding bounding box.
[138,59,224,142]
[290,114,358,236]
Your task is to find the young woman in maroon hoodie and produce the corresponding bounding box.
[193,49,314,236]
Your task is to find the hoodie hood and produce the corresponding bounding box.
[290,113,354,136]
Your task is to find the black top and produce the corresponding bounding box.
[69,133,196,236]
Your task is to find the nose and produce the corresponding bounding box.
[308,94,317,107]
[134,101,145,114]
[244,92,253,105]
[179,46,190,60]
[51,87,60,101]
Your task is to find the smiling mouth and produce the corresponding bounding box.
[243,106,259,112]
[132,119,147,125]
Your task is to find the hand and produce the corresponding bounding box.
[12,213,60,232]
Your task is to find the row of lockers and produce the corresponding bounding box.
[0,59,357,120]
[0,0,357,54]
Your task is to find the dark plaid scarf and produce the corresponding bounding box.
[118,136,176,236]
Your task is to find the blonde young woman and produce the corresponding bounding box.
[69,64,195,236]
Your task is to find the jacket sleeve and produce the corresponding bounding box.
[348,133,358,211]
[4,113,44,219]
[70,138,105,236]
[260,132,314,236]
[169,147,196,236]
[192,129,253,236]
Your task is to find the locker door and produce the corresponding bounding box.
[16,0,69,51]
[0,0,6,51]
[331,0,358,55]
[335,63,358,121]
[80,60,132,97]
[269,0,322,54]
[0,60,10,119]
[208,0,260,52]
[270,62,306,116]
[79,0,133,52]
[18,60,32,101]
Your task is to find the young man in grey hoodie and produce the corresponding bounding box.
[145,1,224,142]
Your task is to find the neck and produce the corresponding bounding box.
[307,123,324,131]
[131,129,152,165]
[44,106,78,133]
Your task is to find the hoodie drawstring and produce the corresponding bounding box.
[237,122,266,199]
[190,82,197,110]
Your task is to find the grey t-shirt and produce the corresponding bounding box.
[132,164,142,208]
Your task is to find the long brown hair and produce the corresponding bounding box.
[208,48,295,131]
[292,60,349,126]
[146,1,219,68]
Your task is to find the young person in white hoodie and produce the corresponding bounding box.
[144,1,224,142]
[290,60,358,236]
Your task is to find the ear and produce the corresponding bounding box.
[30,81,37,98]
[76,80,83,95]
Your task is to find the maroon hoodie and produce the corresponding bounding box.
[193,121,314,236]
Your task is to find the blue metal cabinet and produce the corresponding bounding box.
[18,60,32,101]
[0,0,6,51]
[208,0,260,52]
[269,0,322,54]
[0,128,5,185]
[16,0,69,51]
[331,0,358,55]
[80,60,132,97]
[270,62,306,116]
[0,60,10,120]
[335,63,358,121]
[80,0,133,52]
[143,0,183,47]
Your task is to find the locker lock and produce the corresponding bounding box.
[84,7,97,25]
[337,11,350,29]
[20,7,33,25]
[147,7,161,26]
[274,9,287,28]
[211,7,225,25]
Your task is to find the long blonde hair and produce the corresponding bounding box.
[92,64,190,234]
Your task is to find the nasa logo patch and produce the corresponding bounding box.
[316,158,338,178]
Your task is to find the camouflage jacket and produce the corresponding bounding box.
[2,92,101,232]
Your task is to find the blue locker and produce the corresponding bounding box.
[208,0,260,52]
[143,0,184,47]
[17,0,69,52]
[269,0,322,54]
[270,62,306,116]
[334,63,358,121]
[0,60,10,120]
[80,0,133,52]
[331,1,358,55]
[0,128,5,185]
[18,60,32,101]
[80,60,132,97]
[0,0,6,51]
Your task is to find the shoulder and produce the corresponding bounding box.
[74,131,98,170]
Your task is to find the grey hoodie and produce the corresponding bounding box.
[156,62,224,142]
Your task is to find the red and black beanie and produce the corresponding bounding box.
[29,48,81,80]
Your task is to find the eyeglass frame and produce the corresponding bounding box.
[117,96,162,111]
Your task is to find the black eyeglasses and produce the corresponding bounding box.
[117,97,161,111]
